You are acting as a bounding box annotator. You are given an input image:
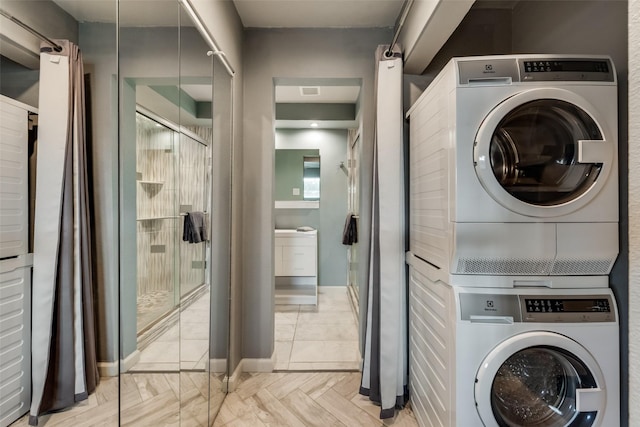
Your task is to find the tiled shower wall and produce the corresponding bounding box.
[136,113,210,330]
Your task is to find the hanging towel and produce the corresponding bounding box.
[182,211,208,243]
[342,213,358,245]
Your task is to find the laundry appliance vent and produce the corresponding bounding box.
[551,259,616,275]
[456,258,554,275]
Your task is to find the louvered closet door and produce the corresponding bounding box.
[0,99,29,258]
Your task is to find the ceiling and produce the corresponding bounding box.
[52,0,405,28]
[50,0,397,129]
[232,0,404,28]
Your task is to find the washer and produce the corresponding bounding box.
[406,55,619,288]
[458,286,619,427]
[407,258,620,427]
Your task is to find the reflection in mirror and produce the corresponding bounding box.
[117,0,228,424]
[275,149,320,202]
[303,155,321,200]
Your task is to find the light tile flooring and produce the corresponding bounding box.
[275,287,361,371]
[14,372,418,426]
[132,289,211,372]
[215,372,418,426]
[13,287,418,426]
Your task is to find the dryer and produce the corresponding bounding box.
[406,55,619,288]
[407,255,620,427]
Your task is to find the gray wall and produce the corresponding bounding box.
[192,0,245,374]
[409,1,628,423]
[0,1,78,106]
[242,28,392,359]
[275,129,349,287]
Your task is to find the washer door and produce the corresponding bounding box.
[474,88,614,218]
[475,332,606,427]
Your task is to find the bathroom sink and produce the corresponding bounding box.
[274,228,316,237]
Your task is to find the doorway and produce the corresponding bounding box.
[273,78,362,370]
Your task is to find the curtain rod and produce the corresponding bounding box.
[178,0,236,77]
[0,9,63,52]
[386,0,414,57]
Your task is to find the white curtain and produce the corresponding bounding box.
[29,40,98,426]
[360,44,407,419]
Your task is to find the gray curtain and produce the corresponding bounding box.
[29,40,98,426]
[359,44,408,419]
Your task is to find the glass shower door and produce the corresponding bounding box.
[135,112,179,334]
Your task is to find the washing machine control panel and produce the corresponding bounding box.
[520,295,615,323]
[459,293,616,323]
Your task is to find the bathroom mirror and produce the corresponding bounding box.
[275,149,321,204]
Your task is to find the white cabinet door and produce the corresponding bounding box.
[274,244,284,276]
[281,245,316,276]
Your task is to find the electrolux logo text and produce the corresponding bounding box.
[485,300,497,312]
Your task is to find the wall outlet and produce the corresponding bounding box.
[292,188,300,196]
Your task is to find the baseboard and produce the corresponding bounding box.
[224,350,276,392]
[97,360,119,377]
[224,360,244,392]
[122,350,141,373]
[209,358,227,374]
[97,351,139,377]
[242,350,276,373]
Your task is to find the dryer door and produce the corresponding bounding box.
[474,88,614,218]
[475,332,605,427]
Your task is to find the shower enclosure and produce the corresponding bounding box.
[135,110,210,335]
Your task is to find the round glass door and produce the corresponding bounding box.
[474,89,614,218]
[475,332,606,427]
[491,347,597,426]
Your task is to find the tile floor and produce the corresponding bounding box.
[13,287,419,426]
[275,287,361,371]
[131,289,211,372]
[14,371,418,427]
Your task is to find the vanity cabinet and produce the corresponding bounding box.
[274,230,317,305]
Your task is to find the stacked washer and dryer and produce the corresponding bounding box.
[406,55,620,427]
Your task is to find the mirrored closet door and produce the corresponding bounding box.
[118,0,231,424]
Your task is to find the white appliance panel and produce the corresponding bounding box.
[407,55,619,283]
[407,253,620,427]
